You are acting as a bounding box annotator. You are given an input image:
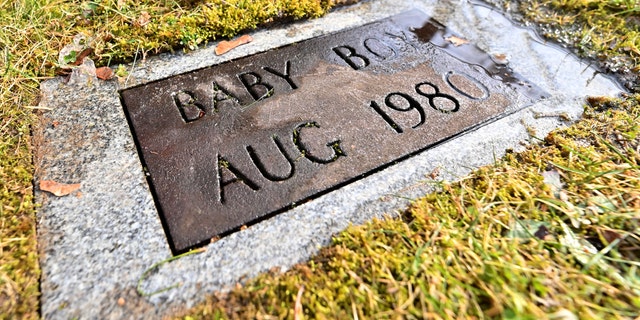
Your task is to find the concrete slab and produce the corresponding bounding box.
[35,0,623,318]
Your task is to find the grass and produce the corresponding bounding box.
[1,0,639,318]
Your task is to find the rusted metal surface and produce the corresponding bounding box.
[120,10,546,253]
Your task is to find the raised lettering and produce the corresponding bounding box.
[217,154,260,204]
[293,122,346,164]
[246,135,295,181]
[173,91,205,123]
[238,72,274,101]
[263,60,298,90]
[332,46,369,70]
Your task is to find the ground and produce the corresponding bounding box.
[0,0,638,318]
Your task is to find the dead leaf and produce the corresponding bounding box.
[492,53,509,65]
[39,180,81,196]
[444,35,469,47]
[215,35,253,55]
[428,167,440,179]
[493,53,507,60]
[72,48,94,66]
[602,229,622,244]
[96,66,114,80]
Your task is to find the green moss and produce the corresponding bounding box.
[512,0,640,91]
[0,1,48,316]
[0,101,39,319]
[65,0,349,63]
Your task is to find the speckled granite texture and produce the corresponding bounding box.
[35,0,623,318]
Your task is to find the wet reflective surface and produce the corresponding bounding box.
[120,10,546,253]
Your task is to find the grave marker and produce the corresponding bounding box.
[120,10,546,253]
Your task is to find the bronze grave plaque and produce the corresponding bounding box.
[120,10,546,253]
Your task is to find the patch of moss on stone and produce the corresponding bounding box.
[500,0,640,91]
[64,0,355,63]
